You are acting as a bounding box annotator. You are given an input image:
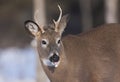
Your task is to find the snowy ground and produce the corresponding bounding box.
[0,47,36,82]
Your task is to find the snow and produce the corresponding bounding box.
[0,47,36,82]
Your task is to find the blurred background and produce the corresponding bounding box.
[0,0,120,82]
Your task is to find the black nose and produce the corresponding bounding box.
[49,53,60,62]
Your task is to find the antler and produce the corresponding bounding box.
[53,5,62,32]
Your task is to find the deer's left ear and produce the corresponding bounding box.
[55,14,69,35]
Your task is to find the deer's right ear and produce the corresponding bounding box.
[24,20,41,37]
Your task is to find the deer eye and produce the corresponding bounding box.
[57,39,61,44]
[41,39,48,48]
[56,38,61,46]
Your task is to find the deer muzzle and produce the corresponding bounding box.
[49,53,60,62]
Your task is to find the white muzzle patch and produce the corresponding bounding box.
[42,58,60,67]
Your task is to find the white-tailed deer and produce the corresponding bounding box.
[25,5,120,82]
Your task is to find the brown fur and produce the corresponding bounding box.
[41,24,120,82]
[25,18,120,82]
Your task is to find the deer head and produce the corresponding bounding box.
[24,5,69,68]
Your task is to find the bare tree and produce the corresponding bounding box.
[33,0,50,82]
[34,0,46,25]
[79,0,93,32]
[105,0,118,23]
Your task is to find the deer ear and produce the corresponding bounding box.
[24,20,41,37]
[56,14,69,35]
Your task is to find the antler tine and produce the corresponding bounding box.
[53,5,62,31]
[57,5,62,23]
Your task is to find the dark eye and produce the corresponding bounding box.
[42,40,47,45]
[57,39,61,44]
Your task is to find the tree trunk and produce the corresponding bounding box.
[33,0,50,82]
[34,0,46,25]
[105,0,118,23]
[79,0,93,32]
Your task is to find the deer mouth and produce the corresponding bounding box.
[42,55,60,68]
[49,53,60,67]
[51,61,60,67]
[42,53,60,67]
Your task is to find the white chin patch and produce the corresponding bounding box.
[42,58,60,67]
